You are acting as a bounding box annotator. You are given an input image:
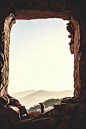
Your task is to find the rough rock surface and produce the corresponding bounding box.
[0,0,86,129]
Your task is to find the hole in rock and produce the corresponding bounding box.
[8,18,74,111]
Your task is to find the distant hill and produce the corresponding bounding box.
[18,90,73,108]
[12,90,36,99]
[28,98,61,112]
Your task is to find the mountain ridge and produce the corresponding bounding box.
[15,90,74,108]
[12,90,36,99]
[20,90,73,99]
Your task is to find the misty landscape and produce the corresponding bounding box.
[9,18,74,113]
[11,90,73,109]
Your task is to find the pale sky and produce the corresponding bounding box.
[8,18,74,94]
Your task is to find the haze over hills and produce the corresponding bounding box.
[12,90,73,109]
[12,90,36,99]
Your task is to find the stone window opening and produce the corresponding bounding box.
[1,13,81,109]
[6,15,75,109]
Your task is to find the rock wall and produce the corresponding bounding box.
[73,18,81,99]
[79,22,86,102]
[68,17,81,99]
[0,13,16,96]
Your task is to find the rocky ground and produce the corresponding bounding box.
[0,95,85,129]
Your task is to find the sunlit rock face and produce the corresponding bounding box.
[0,0,86,129]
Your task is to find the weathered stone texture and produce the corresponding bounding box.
[72,17,81,99]
[0,13,16,96]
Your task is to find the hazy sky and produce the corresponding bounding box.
[8,18,74,94]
